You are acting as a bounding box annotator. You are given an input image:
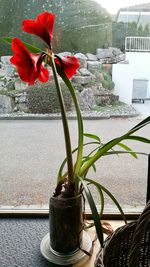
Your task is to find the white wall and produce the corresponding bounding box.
[126,52,150,98]
[112,63,133,104]
[112,52,150,104]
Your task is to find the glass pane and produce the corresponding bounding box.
[117,12,139,24]
[0,0,150,212]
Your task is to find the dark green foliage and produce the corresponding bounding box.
[101,71,114,91]
[27,80,72,114]
[0,0,112,55]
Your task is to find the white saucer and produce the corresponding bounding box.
[40,231,92,265]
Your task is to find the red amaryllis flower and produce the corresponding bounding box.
[22,12,80,79]
[22,12,56,47]
[55,56,80,79]
[10,38,49,85]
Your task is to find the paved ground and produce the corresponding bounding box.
[0,114,149,210]
[132,99,150,118]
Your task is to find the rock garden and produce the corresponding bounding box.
[0,47,137,117]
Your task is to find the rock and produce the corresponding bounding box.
[16,103,29,113]
[111,47,122,56]
[86,53,97,61]
[0,82,5,89]
[120,60,129,64]
[1,56,11,65]
[99,58,117,64]
[15,93,27,104]
[91,86,102,96]
[117,54,125,61]
[87,61,102,73]
[94,72,104,83]
[1,56,15,77]
[96,48,124,63]
[94,88,119,106]
[96,48,113,59]
[75,53,87,60]
[15,79,28,91]
[79,68,91,76]
[6,80,15,91]
[0,69,6,77]
[74,84,84,92]
[5,64,14,77]
[74,70,80,76]
[0,95,14,113]
[72,75,91,85]
[57,52,72,57]
[76,88,96,111]
[75,53,87,68]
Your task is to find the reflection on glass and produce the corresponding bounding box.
[0,0,149,210]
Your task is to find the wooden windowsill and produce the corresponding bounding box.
[74,220,126,267]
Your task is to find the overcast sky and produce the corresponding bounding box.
[94,0,150,14]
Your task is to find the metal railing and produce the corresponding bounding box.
[125,37,150,52]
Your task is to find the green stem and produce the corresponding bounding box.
[60,74,84,174]
[51,56,74,183]
[57,141,100,184]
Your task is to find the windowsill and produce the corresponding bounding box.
[74,220,126,267]
[0,206,142,220]
[0,216,131,267]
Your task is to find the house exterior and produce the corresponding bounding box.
[116,2,150,27]
[112,3,150,104]
[112,36,150,104]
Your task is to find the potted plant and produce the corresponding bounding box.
[2,12,150,265]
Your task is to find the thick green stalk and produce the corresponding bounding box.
[51,56,74,183]
[60,74,84,174]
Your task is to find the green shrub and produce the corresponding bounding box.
[101,71,114,90]
[27,80,72,114]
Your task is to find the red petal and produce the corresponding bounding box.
[11,38,31,60]
[55,56,80,78]
[22,12,56,46]
[10,38,49,84]
[38,66,49,83]
[18,67,37,85]
[10,38,35,68]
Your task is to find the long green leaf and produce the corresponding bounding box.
[126,135,150,143]
[117,142,137,158]
[103,151,147,157]
[130,116,150,131]
[99,185,127,223]
[84,133,101,143]
[82,156,97,172]
[79,177,104,247]
[57,141,99,183]
[1,37,42,53]
[79,116,150,176]
[128,120,150,136]
[84,178,127,224]
[86,180,105,218]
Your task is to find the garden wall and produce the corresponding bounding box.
[0,47,124,114]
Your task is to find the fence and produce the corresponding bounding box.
[125,37,150,52]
